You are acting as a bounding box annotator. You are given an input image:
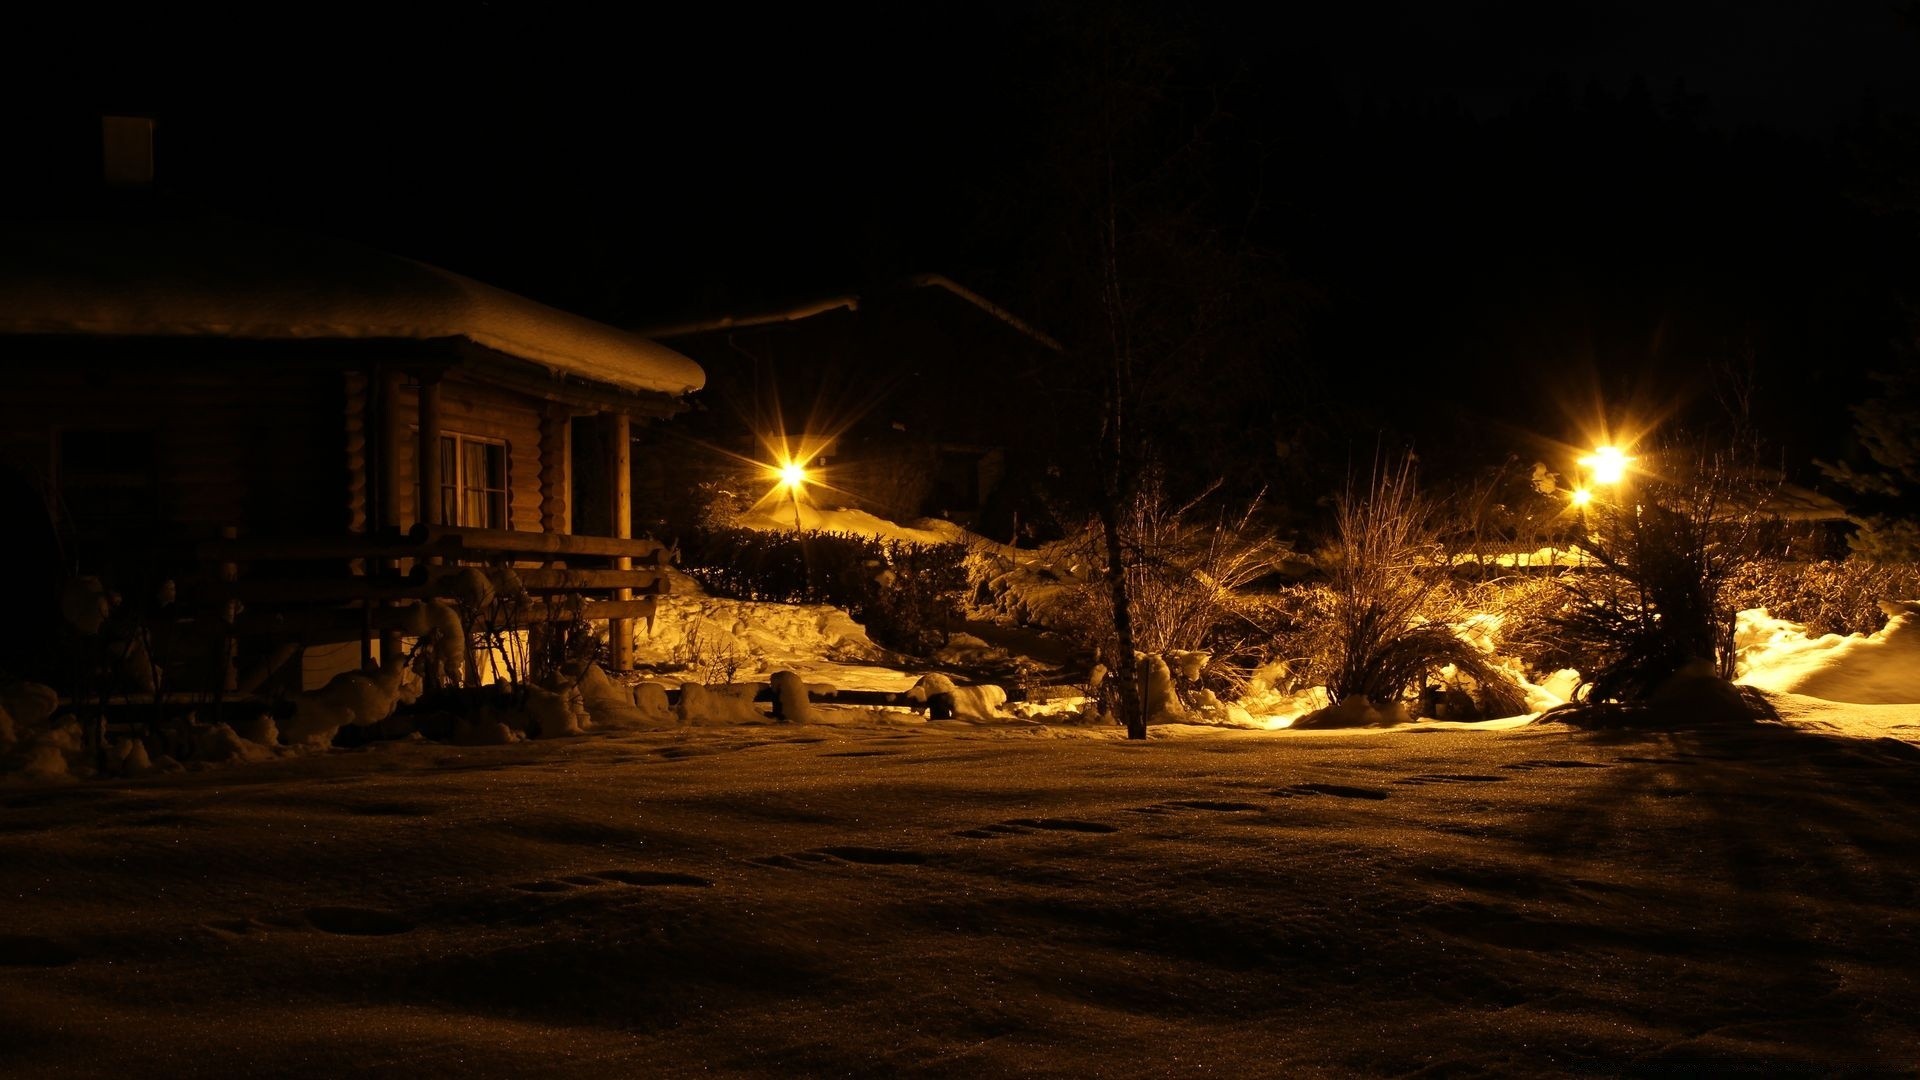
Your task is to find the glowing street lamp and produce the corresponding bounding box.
[1579,445,1631,487]
[772,458,809,532]
[1570,487,1594,508]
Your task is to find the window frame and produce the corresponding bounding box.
[436,432,509,529]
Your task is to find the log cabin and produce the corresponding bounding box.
[0,203,705,692]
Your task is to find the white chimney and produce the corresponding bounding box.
[101,115,154,187]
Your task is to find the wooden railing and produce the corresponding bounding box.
[189,525,677,685]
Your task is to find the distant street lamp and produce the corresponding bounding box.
[1579,445,1631,488]
[1571,444,1639,557]
[773,459,809,532]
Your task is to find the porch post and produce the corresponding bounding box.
[539,404,572,536]
[604,410,633,671]
[415,371,444,528]
[375,366,406,666]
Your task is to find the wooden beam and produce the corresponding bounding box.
[407,523,668,561]
[201,567,431,605]
[457,348,690,418]
[195,528,430,562]
[523,597,661,623]
[423,565,668,593]
[224,596,664,642]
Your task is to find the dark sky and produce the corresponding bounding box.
[22,1,1920,480]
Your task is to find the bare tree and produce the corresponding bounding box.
[981,5,1305,738]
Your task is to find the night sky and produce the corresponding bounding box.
[21,1,1920,488]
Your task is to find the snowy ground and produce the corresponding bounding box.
[3,716,1918,1077]
[4,505,1919,1075]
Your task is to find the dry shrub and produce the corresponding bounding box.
[1478,572,1581,678]
[1063,475,1292,698]
[1726,557,1920,638]
[1306,457,1526,716]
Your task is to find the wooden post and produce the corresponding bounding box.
[217,525,239,695]
[605,411,633,672]
[376,366,406,667]
[539,405,572,537]
[416,371,444,528]
[376,367,405,536]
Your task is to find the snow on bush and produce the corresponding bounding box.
[677,682,769,726]
[575,664,676,729]
[769,670,814,723]
[522,684,592,738]
[0,682,58,747]
[196,722,275,764]
[281,656,423,747]
[903,674,1009,721]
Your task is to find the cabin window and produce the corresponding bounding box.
[438,434,507,529]
[56,428,158,538]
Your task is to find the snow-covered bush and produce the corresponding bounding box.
[769,670,814,723]
[281,654,424,747]
[676,682,768,725]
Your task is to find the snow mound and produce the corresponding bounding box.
[734,503,969,546]
[636,595,887,680]
[1737,601,1920,705]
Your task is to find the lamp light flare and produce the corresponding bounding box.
[1570,487,1593,508]
[1579,445,1629,485]
[778,461,808,488]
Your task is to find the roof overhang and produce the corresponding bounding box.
[0,212,705,398]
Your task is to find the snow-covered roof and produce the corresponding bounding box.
[0,213,704,397]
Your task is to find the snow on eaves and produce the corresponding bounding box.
[0,213,705,397]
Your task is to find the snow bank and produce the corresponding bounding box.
[733,503,969,546]
[635,595,887,679]
[1737,601,1920,705]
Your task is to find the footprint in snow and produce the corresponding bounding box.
[304,907,414,936]
[1005,817,1118,833]
[1272,782,1390,800]
[513,870,713,891]
[591,869,714,887]
[0,934,79,967]
[750,847,929,868]
[1125,800,1263,814]
[1395,773,1511,785]
[1501,759,1612,771]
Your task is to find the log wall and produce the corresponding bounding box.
[382,374,547,533]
